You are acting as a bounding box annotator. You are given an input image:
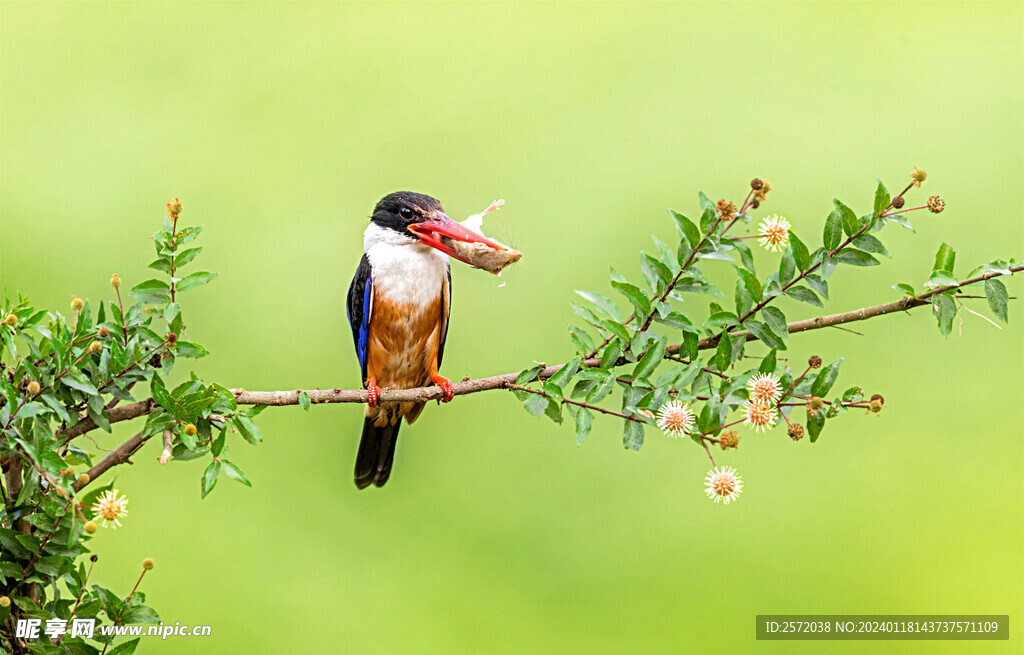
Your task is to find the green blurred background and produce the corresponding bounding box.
[2,2,1021,653]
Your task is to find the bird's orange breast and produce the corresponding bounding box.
[365,290,444,424]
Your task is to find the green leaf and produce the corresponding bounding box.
[731,238,756,273]
[298,391,311,411]
[823,207,843,251]
[789,231,810,271]
[810,358,843,398]
[599,340,623,370]
[852,234,890,257]
[759,349,778,374]
[106,638,141,655]
[734,265,762,303]
[933,242,956,274]
[698,202,717,234]
[761,306,789,339]
[670,210,701,251]
[568,325,595,353]
[201,460,221,498]
[933,294,956,337]
[14,402,46,419]
[873,179,891,218]
[221,460,252,487]
[642,253,673,289]
[174,341,209,358]
[574,407,593,445]
[63,373,99,396]
[574,290,623,322]
[523,395,548,417]
[744,321,787,351]
[681,331,698,362]
[130,279,170,304]
[834,198,860,237]
[174,246,203,268]
[778,249,796,286]
[632,337,666,380]
[150,374,173,410]
[234,415,263,445]
[833,249,880,267]
[892,283,916,297]
[985,278,1009,322]
[785,286,824,307]
[807,412,825,443]
[515,364,545,386]
[611,281,652,317]
[715,331,732,372]
[120,604,161,624]
[176,271,218,292]
[175,224,205,245]
[622,419,644,451]
[550,357,582,388]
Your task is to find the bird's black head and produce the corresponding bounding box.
[371,191,446,237]
[368,191,505,264]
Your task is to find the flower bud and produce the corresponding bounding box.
[88,341,103,355]
[0,596,9,608]
[909,167,927,187]
[788,423,805,441]
[90,554,98,562]
[869,399,884,413]
[78,473,90,485]
[1,314,16,326]
[71,296,85,312]
[750,178,764,190]
[751,198,760,209]
[891,195,905,209]
[183,423,197,437]
[165,332,178,344]
[143,557,155,571]
[110,274,121,289]
[98,326,110,338]
[84,520,97,534]
[718,429,740,450]
[808,355,822,369]
[927,195,945,213]
[27,380,41,395]
[166,197,183,217]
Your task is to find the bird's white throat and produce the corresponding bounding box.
[363,222,449,309]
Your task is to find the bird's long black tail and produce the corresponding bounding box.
[354,417,400,489]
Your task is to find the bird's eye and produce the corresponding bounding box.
[399,207,414,220]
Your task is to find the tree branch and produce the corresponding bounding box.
[58,264,1021,443]
[72,431,150,492]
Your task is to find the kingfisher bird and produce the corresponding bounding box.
[346,191,505,489]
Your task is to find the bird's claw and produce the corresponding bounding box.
[366,378,381,408]
[430,375,455,403]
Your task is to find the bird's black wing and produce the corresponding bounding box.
[346,254,373,383]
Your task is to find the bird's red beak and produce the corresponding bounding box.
[408,212,506,265]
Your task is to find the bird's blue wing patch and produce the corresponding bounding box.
[357,275,372,378]
[346,254,373,383]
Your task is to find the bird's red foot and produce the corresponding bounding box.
[430,374,455,403]
[366,378,381,408]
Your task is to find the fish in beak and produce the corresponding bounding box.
[408,212,507,266]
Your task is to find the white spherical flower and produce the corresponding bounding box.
[757,215,792,253]
[656,400,695,438]
[746,372,782,404]
[742,401,778,432]
[94,489,129,529]
[704,466,743,504]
